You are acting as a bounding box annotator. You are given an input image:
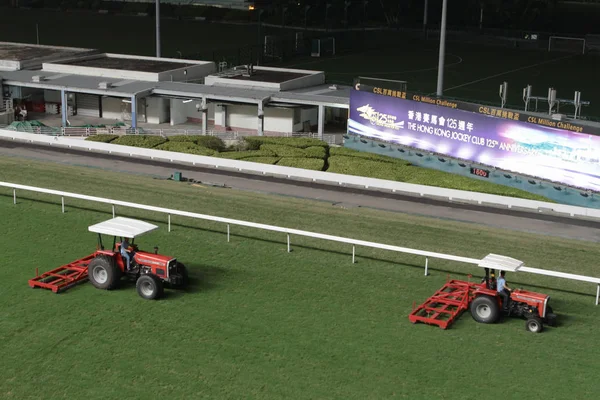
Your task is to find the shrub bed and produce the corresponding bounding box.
[260,144,307,157]
[327,156,550,201]
[244,136,328,150]
[111,135,167,148]
[154,142,216,156]
[329,146,410,164]
[277,157,325,171]
[85,134,119,143]
[168,135,226,152]
[216,149,277,160]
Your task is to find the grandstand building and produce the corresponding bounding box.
[0,42,349,137]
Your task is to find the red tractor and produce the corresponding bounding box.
[409,254,557,333]
[470,268,557,333]
[86,217,189,299]
[29,217,188,300]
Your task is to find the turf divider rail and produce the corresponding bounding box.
[1,179,600,304]
[2,129,600,221]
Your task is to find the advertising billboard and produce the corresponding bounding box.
[348,89,600,191]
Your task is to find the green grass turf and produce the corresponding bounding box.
[2,7,598,119]
[1,157,600,399]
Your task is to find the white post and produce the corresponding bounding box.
[352,245,356,263]
[287,234,291,253]
[227,224,230,242]
[436,0,448,97]
[13,189,16,205]
[61,197,65,213]
[168,214,171,232]
[317,105,324,140]
[112,205,115,218]
[596,284,599,306]
[424,257,429,276]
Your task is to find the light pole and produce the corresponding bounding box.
[325,3,332,31]
[155,0,161,57]
[436,0,448,97]
[305,5,311,30]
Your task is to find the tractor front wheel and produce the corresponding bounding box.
[171,262,189,290]
[136,274,164,300]
[88,255,121,290]
[470,295,500,324]
[525,316,544,333]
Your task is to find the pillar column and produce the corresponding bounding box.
[201,97,207,135]
[131,96,137,130]
[258,102,264,136]
[317,104,324,139]
[61,89,68,127]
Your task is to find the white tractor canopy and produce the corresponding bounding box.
[88,217,159,239]
[478,253,524,272]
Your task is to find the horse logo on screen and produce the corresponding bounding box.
[356,104,404,130]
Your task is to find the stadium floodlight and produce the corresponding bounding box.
[436,0,448,97]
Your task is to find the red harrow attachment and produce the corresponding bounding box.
[28,254,94,293]
[409,279,480,329]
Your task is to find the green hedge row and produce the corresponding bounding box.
[86,134,225,152]
[85,134,119,143]
[329,146,409,164]
[154,142,217,156]
[168,135,226,152]
[216,150,277,160]
[277,157,325,171]
[111,135,167,148]
[244,136,328,150]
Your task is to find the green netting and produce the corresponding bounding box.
[6,120,60,134]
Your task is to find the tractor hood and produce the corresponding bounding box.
[134,252,174,267]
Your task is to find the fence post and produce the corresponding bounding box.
[112,205,115,218]
[227,224,230,242]
[596,284,599,306]
[287,234,291,253]
[61,196,65,213]
[424,257,429,276]
[352,245,356,264]
[168,214,171,232]
[13,189,16,205]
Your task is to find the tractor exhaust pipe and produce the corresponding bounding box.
[154,246,158,254]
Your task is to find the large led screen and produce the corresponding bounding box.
[348,89,600,191]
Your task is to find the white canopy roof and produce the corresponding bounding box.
[478,253,524,272]
[88,217,158,238]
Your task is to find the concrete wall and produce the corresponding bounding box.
[146,97,169,124]
[214,104,294,133]
[101,97,123,120]
[170,99,215,126]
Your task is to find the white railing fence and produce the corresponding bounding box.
[1,181,599,305]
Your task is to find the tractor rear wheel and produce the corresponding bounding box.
[88,255,121,290]
[470,295,500,324]
[525,316,544,333]
[136,274,164,300]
